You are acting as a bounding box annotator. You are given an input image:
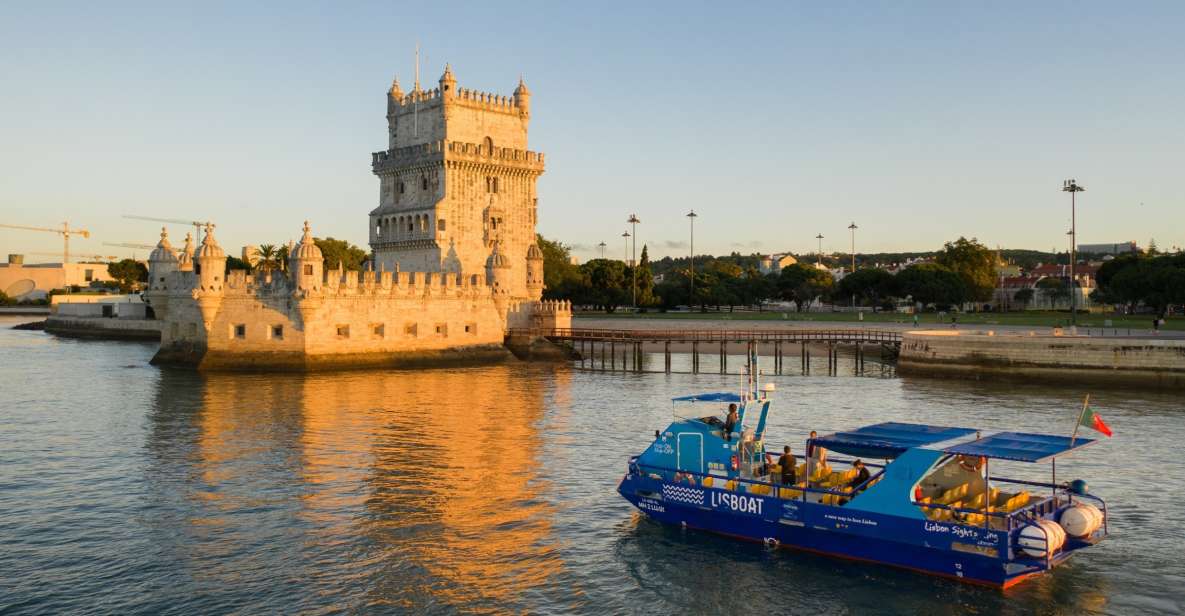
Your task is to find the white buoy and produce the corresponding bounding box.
[1018,520,1065,557]
[1060,503,1104,538]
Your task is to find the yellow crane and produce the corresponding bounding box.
[0,222,90,264]
[122,215,207,244]
[27,252,117,262]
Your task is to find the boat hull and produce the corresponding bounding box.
[618,475,1067,589]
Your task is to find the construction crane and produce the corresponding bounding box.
[28,251,117,262]
[104,242,155,250]
[122,215,208,244]
[0,222,90,264]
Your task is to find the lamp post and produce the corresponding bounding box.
[848,222,858,273]
[622,231,630,262]
[597,241,606,260]
[687,210,697,308]
[628,214,640,310]
[815,233,824,266]
[1062,179,1084,326]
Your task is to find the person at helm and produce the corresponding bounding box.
[723,404,739,442]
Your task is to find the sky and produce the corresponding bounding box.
[2,2,1183,264]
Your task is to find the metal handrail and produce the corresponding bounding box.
[515,327,903,343]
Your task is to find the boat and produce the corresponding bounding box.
[617,344,1109,588]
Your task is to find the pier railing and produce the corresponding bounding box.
[514,327,902,344]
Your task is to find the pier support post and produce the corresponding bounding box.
[665,341,671,373]
[692,341,699,374]
[720,342,726,374]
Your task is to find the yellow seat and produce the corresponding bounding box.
[779,485,804,499]
[749,483,772,496]
[701,476,714,488]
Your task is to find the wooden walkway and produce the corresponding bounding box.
[509,328,901,375]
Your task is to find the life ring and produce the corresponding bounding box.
[958,455,985,473]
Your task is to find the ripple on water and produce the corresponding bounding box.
[0,321,1183,614]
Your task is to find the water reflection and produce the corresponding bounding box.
[145,365,570,613]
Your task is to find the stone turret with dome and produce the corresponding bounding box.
[147,227,179,291]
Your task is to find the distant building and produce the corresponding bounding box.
[758,253,798,274]
[241,245,261,267]
[0,254,116,300]
[1078,241,1137,255]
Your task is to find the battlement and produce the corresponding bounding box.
[389,86,525,115]
[372,139,544,171]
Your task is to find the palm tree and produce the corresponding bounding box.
[257,244,277,272]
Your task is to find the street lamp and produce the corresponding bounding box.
[627,214,641,310]
[815,233,824,266]
[597,241,606,260]
[1062,179,1085,326]
[622,231,630,263]
[847,222,858,273]
[687,210,697,308]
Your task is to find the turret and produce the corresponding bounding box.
[526,241,544,300]
[439,64,456,98]
[486,241,511,294]
[147,227,178,290]
[388,76,404,108]
[514,76,530,116]
[194,223,227,327]
[290,220,324,293]
[176,232,195,272]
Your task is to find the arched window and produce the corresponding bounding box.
[493,177,500,193]
[421,176,428,190]
[483,136,493,152]
[438,218,446,232]
[398,181,405,194]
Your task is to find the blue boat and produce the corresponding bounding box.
[618,346,1109,589]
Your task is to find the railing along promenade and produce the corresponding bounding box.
[510,328,902,375]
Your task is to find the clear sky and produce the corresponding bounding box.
[2,2,1182,263]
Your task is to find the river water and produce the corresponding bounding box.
[1,316,1182,615]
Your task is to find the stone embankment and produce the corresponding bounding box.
[44,316,162,340]
[898,330,1185,388]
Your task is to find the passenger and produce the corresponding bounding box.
[724,404,739,442]
[807,431,827,466]
[848,459,871,492]
[777,446,797,485]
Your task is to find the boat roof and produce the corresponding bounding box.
[813,422,1097,462]
[814,422,977,458]
[943,431,1096,462]
[671,392,743,403]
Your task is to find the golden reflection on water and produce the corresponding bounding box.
[182,365,569,611]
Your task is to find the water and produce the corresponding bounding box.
[1,316,1182,615]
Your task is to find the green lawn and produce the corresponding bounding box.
[577,310,1184,331]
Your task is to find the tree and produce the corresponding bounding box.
[836,268,897,311]
[896,263,966,310]
[315,237,369,271]
[537,235,582,300]
[225,256,253,272]
[1036,277,1070,309]
[1013,288,1035,310]
[777,264,833,312]
[635,245,658,309]
[275,243,290,271]
[1147,238,1160,256]
[107,259,148,293]
[257,244,278,272]
[935,237,997,304]
[578,259,628,312]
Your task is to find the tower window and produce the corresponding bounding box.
[438,219,446,231]
[336,324,350,339]
[421,176,428,190]
[271,325,284,340]
[398,181,405,194]
[304,264,313,275]
[233,324,246,339]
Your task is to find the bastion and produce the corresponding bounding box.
[898,330,1185,388]
[140,66,570,371]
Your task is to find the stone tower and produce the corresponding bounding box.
[369,66,545,300]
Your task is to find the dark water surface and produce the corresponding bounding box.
[1,317,1182,615]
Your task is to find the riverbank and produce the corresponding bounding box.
[576,310,1184,332]
[43,316,161,340]
[899,330,1185,388]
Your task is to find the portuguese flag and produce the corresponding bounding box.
[1079,405,1113,437]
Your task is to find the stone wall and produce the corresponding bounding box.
[899,330,1185,388]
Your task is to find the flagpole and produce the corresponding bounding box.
[1069,394,1090,447]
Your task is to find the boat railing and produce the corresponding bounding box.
[632,460,879,502]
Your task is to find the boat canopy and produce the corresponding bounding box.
[813,422,977,459]
[671,392,743,403]
[943,431,1096,462]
